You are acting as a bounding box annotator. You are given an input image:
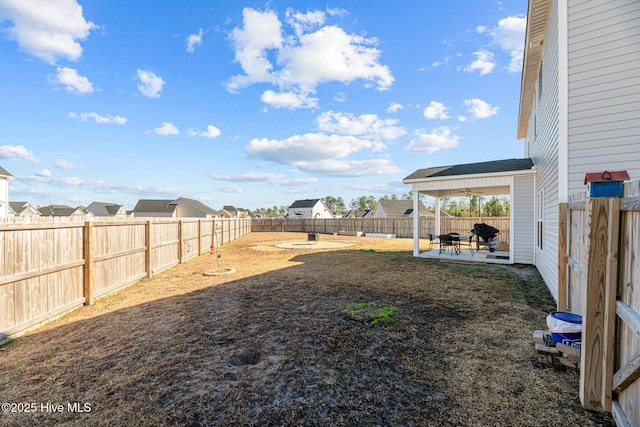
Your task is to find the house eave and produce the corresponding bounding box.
[517,0,551,139]
[402,168,536,185]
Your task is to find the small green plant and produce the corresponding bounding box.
[342,302,399,325]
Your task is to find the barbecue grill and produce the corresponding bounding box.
[470,223,500,252]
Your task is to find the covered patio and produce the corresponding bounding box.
[403,158,537,265]
[418,242,511,264]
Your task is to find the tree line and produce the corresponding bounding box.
[252,194,510,218]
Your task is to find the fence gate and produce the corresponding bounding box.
[562,184,640,426]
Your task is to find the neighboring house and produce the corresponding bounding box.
[343,209,372,218]
[404,0,640,303]
[219,205,248,218]
[8,202,40,217]
[131,199,177,218]
[287,199,334,219]
[86,202,127,218]
[0,166,13,218]
[38,205,86,217]
[375,199,452,219]
[171,197,220,218]
[371,199,432,219]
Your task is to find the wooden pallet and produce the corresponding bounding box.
[533,330,581,369]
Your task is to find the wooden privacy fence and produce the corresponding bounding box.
[252,217,510,243]
[0,217,250,345]
[558,180,640,426]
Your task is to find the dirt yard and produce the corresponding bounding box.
[0,232,614,426]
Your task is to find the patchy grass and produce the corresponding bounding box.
[342,302,399,325]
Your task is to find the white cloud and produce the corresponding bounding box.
[247,133,380,164]
[464,50,495,76]
[50,67,93,94]
[463,98,498,119]
[36,168,52,177]
[210,171,317,187]
[217,185,244,193]
[226,7,394,107]
[295,158,400,177]
[55,159,81,169]
[285,8,325,37]
[0,0,96,64]
[0,145,39,163]
[68,112,127,124]
[423,101,450,120]
[387,103,403,113]
[316,111,406,141]
[489,15,526,72]
[431,55,452,68]
[188,125,221,139]
[210,172,284,183]
[153,122,179,136]
[226,8,283,91]
[137,69,165,98]
[405,126,461,154]
[246,132,400,177]
[260,89,319,109]
[20,173,83,186]
[279,25,394,89]
[186,28,203,53]
[278,177,318,186]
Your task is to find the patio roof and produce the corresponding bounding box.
[402,158,535,198]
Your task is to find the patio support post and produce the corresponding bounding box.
[435,196,441,238]
[413,191,420,256]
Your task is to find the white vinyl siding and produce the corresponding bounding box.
[566,0,640,193]
[527,2,561,300]
[512,175,535,264]
[0,178,8,217]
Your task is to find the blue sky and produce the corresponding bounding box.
[0,0,528,211]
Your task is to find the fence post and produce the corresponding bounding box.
[197,219,202,255]
[580,197,620,411]
[557,202,568,311]
[83,221,94,305]
[145,220,152,279]
[178,220,183,263]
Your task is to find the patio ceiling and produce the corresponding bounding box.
[417,184,511,199]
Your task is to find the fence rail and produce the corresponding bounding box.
[0,217,251,345]
[252,217,510,243]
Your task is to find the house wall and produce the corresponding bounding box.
[526,1,561,300]
[371,204,386,218]
[513,175,535,264]
[175,204,207,218]
[566,0,640,194]
[0,178,8,217]
[134,211,175,218]
[312,203,333,218]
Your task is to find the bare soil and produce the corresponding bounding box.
[0,232,615,426]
